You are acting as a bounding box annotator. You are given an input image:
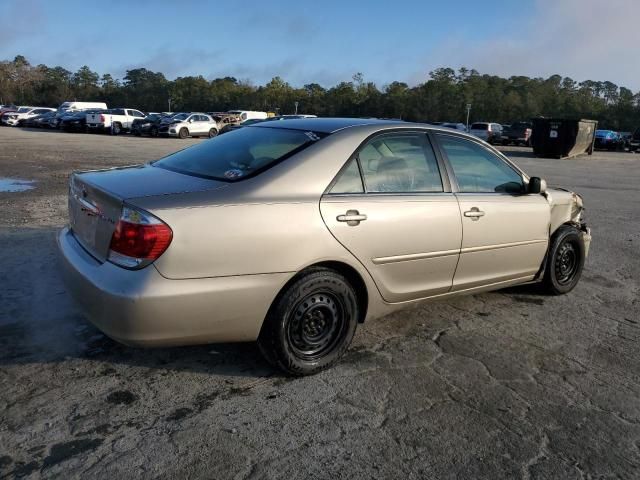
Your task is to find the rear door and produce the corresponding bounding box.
[320,131,462,303]
[433,133,550,291]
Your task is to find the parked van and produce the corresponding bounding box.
[228,110,268,121]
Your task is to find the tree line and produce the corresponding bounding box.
[1,55,639,130]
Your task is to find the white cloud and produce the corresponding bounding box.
[416,0,640,90]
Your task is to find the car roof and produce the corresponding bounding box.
[251,117,406,133]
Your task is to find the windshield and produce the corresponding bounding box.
[17,107,31,113]
[154,126,324,181]
[172,113,188,121]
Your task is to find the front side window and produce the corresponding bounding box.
[357,133,443,193]
[155,126,323,182]
[436,135,524,194]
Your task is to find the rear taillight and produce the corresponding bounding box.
[108,206,172,269]
[100,114,105,122]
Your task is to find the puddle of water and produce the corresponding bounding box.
[0,178,36,192]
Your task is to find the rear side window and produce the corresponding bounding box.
[330,133,443,194]
[436,135,524,194]
[330,158,364,194]
[155,126,323,182]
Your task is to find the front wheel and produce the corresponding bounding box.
[178,127,188,139]
[258,267,359,376]
[150,126,158,137]
[542,225,585,295]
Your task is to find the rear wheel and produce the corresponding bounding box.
[208,128,218,138]
[258,267,359,376]
[111,122,122,135]
[178,127,188,139]
[542,225,585,295]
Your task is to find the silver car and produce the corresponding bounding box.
[58,118,591,375]
[158,112,219,139]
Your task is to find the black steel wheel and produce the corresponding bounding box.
[542,225,585,295]
[258,267,359,376]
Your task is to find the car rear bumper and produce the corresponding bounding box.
[57,227,292,347]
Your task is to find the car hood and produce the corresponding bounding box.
[77,163,229,200]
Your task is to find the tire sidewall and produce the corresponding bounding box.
[545,226,585,294]
[208,128,218,138]
[179,128,188,139]
[259,269,359,375]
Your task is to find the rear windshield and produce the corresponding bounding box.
[154,126,324,182]
[471,123,488,130]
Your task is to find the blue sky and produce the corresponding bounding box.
[1,0,638,89]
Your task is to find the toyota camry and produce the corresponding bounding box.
[58,118,591,375]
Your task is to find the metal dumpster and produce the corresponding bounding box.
[531,118,598,158]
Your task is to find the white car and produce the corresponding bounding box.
[158,113,219,139]
[469,122,503,144]
[1,107,55,126]
[228,110,269,121]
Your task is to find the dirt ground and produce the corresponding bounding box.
[1,126,639,479]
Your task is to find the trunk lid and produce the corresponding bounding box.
[68,164,228,262]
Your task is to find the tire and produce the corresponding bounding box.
[133,130,141,136]
[178,127,188,139]
[111,123,122,135]
[542,225,585,295]
[258,267,359,376]
[208,128,218,138]
[150,126,158,137]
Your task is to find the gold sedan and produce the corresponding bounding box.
[58,118,591,375]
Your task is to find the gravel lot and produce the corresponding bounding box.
[1,126,639,479]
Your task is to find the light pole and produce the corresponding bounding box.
[294,101,299,115]
[168,98,172,112]
[465,103,471,132]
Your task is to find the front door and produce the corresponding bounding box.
[433,133,550,291]
[320,131,462,303]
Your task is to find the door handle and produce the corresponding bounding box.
[464,207,485,221]
[337,210,367,226]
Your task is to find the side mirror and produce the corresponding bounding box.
[528,176,547,194]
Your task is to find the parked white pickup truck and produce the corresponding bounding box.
[86,108,145,134]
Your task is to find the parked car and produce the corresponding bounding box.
[501,122,533,146]
[469,122,503,144]
[209,112,242,134]
[2,107,55,126]
[617,131,632,150]
[228,110,268,121]
[629,128,640,152]
[61,109,107,132]
[440,122,467,132]
[221,117,265,133]
[158,112,218,138]
[52,101,108,129]
[131,113,168,137]
[86,108,146,134]
[23,111,56,128]
[594,130,623,151]
[58,118,591,375]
